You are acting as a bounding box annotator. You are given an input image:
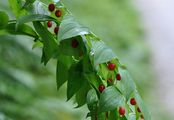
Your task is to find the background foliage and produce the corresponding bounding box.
[0,0,154,120]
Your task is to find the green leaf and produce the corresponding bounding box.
[4,23,38,38]
[75,83,90,107]
[33,21,57,64]
[86,89,98,110]
[17,14,57,27]
[116,67,136,100]
[56,55,73,90]
[58,36,82,57]
[23,0,50,15]
[134,91,151,120]
[58,15,90,41]
[84,72,102,91]
[91,41,117,66]
[0,11,9,29]
[8,0,27,18]
[67,61,87,100]
[99,86,124,113]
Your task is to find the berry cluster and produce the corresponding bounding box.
[98,62,121,93]
[47,3,63,35]
[48,3,80,49]
[129,98,144,119]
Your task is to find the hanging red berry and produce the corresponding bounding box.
[48,3,55,12]
[54,26,59,35]
[47,21,52,28]
[55,10,62,17]
[98,84,105,93]
[107,63,116,70]
[137,107,141,113]
[119,106,125,116]
[130,98,136,105]
[71,39,79,48]
[116,73,121,81]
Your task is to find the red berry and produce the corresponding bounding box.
[140,114,144,119]
[47,21,52,28]
[116,73,121,81]
[54,26,59,34]
[98,84,105,93]
[119,106,125,116]
[107,63,116,70]
[137,107,141,113]
[55,10,62,17]
[130,98,136,105]
[48,3,55,12]
[71,39,79,48]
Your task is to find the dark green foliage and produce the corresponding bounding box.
[0,0,151,120]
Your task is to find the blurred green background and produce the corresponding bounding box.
[0,0,170,120]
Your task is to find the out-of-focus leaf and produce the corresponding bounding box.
[99,86,124,113]
[8,0,26,18]
[0,11,9,29]
[58,15,90,41]
[33,21,57,64]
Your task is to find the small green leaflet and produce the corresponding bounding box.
[58,15,90,41]
[99,86,124,112]
[33,21,57,65]
[91,41,117,67]
[16,14,57,28]
[4,23,38,38]
[116,67,136,100]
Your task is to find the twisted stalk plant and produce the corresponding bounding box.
[0,0,151,120]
